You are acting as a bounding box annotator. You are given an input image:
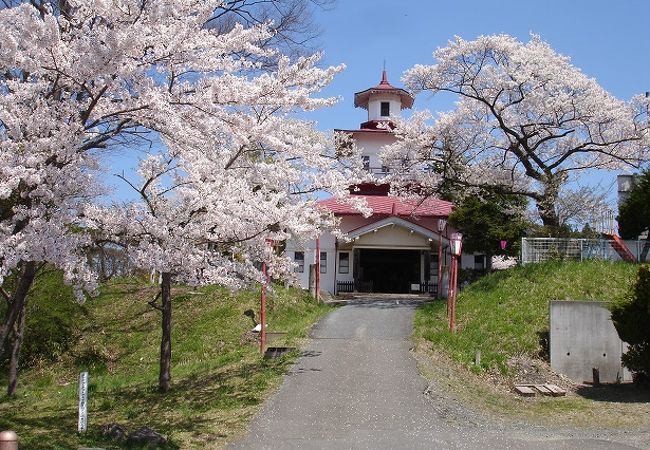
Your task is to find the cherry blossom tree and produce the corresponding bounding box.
[207,0,336,63]
[86,153,288,392]
[383,35,650,230]
[87,101,358,391]
[1,0,357,394]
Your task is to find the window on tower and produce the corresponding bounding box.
[380,102,390,117]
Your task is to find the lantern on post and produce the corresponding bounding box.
[436,219,447,299]
[448,232,463,333]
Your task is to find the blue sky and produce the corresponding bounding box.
[296,0,650,208]
[307,0,650,131]
[106,0,650,203]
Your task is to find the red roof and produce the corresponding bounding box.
[354,71,414,110]
[319,195,453,218]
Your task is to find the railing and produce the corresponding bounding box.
[336,280,354,294]
[419,280,437,295]
[521,238,650,264]
[364,166,390,175]
[335,280,375,294]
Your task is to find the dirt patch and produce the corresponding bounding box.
[506,354,575,390]
[413,338,650,437]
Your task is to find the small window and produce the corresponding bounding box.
[430,253,439,277]
[380,102,390,117]
[294,251,305,273]
[474,254,485,270]
[362,155,370,170]
[320,251,327,274]
[338,252,349,274]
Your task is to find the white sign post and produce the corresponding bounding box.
[78,371,88,433]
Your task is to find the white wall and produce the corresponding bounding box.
[352,132,395,170]
[354,225,431,249]
[339,215,440,235]
[284,232,337,294]
[367,94,403,121]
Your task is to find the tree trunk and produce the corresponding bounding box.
[536,179,562,232]
[158,272,172,393]
[0,261,36,360]
[7,302,27,397]
[538,205,560,230]
[99,245,108,282]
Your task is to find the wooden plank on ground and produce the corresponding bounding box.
[514,385,536,397]
[533,384,553,396]
[543,384,566,397]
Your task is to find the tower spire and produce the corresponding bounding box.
[380,61,389,86]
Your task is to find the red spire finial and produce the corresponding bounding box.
[380,65,389,85]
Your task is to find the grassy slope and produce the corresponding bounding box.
[414,260,650,428]
[415,260,638,374]
[0,276,332,449]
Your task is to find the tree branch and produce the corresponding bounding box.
[147,290,163,311]
[0,287,10,305]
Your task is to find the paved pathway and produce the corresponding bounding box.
[229,299,647,450]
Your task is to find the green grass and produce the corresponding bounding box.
[415,260,638,375]
[0,275,333,449]
[413,260,650,429]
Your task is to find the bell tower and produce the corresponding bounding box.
[335,70,415,195]
[353,70,414,130]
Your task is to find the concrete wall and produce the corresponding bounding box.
[550,301,631,383]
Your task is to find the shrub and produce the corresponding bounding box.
[1,270,87,370]
[611,265,650,384]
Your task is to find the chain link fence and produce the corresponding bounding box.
[521,238,650,264]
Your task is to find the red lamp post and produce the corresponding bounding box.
[447,232,463,333]
[315,238,321,302]
[437,219,447,299]
[260,239,272,354]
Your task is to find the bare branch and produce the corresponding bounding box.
[0,287,10,304]
[147,290,163,311]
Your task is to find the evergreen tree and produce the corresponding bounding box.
[447,192,529,258]
[618,169,650,239]
[611,265,650,384]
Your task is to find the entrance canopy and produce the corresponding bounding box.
[346,217,448,247]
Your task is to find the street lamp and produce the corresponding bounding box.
[437,219,447,298]
[448,232,463,333]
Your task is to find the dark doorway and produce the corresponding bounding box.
[358,249,421,293]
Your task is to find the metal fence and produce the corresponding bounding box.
[521,238,650,264]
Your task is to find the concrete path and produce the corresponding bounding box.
[229,299,647,450]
